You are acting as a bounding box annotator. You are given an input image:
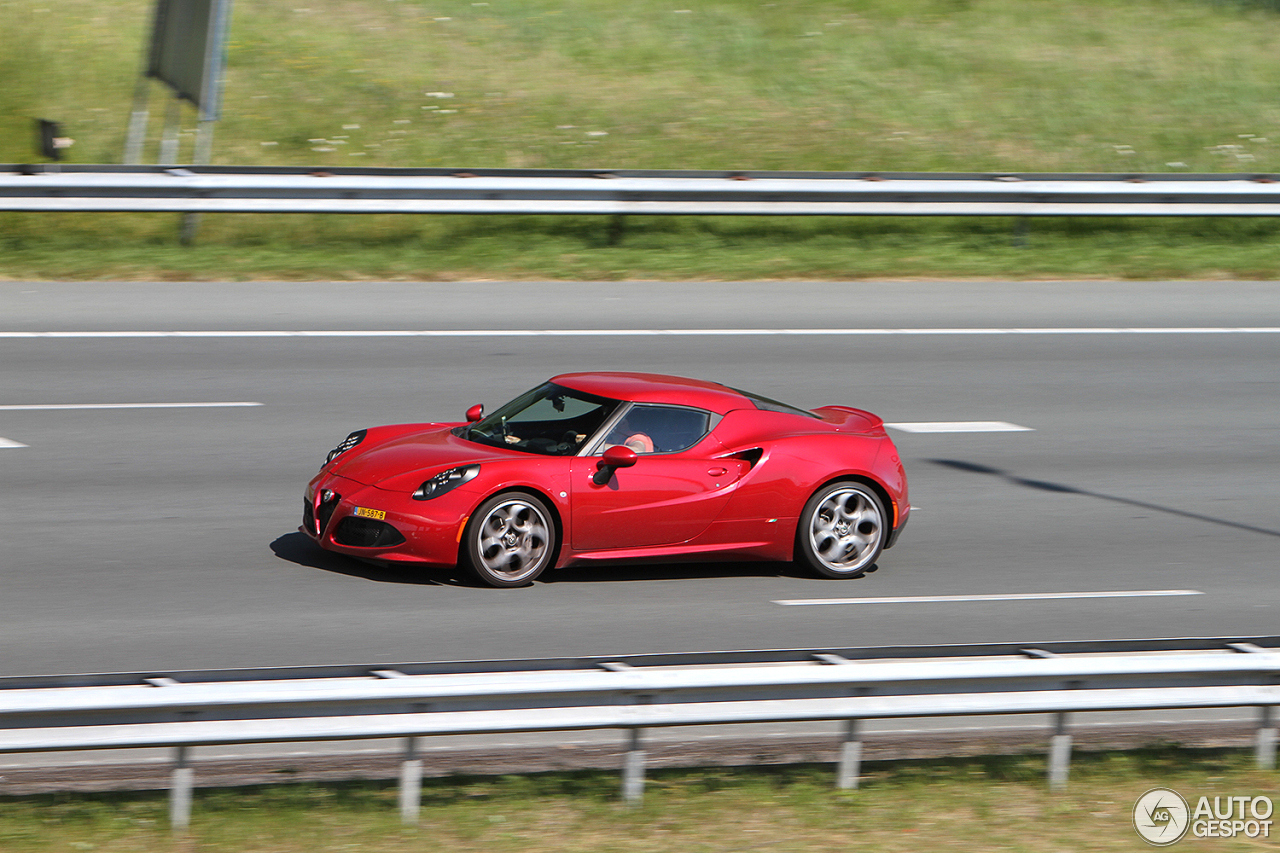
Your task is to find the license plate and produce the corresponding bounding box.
[354,507,386,520]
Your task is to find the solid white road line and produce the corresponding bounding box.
[886,421,1033,433]
[0,402,263,411]
[0,437,28,448]
[2,327,1280,339]
[774,590,1203,606]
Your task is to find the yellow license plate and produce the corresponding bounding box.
[354,507,386,520]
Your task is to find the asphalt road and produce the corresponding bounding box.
[2,280,1278,678]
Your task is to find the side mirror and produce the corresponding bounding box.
[593,445,637,485]
[465,404,484,423]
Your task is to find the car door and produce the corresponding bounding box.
[569,405,748,550]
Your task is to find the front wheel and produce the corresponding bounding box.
[464,492,556,587]
[797,482,886,579]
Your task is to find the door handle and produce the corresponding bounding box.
[708,466,728,477]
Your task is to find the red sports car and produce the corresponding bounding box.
[304,373,909,587]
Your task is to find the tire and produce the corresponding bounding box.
[463,492,556,587]
[797,481,887,579]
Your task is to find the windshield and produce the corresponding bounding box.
[465,382,621,456]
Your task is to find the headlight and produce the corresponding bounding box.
[413,464,480,501]
[325,429,367,466]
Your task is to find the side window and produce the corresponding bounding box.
[604,405,712,454]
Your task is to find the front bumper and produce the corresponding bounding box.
[303,475,472,566]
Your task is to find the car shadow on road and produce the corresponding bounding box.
[543,560,816,584]
[269,532,468,586]
[928,458,1280,539]
[270,532,824,586]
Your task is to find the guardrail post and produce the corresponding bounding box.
[622,728,646,804]
[179,122,216,246]
[1048,712,1072,790]
[399,737,423,824]
[1257,707,1276,770]
[607,215,626,246]
[169,745,194,832]
[1013,216,1030,248]
[837,719,863,789]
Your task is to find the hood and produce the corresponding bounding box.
[326,424,518,486]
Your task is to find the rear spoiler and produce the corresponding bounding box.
[812,405,885,434]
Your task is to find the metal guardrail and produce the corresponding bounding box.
[2,638,1278,828]
[4,166,1280,217]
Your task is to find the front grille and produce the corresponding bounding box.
[316,492,341,536]
[302,500,315,533]
[334,517,406,548]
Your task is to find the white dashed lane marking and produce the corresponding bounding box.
[886,421,1034,433]
[774,590,1203,606]
[0,402,262,411]
[0,404,262,447]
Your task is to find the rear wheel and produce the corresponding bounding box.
[464,492,555,587]
[797,481,886,578]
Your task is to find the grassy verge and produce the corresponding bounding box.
[2,213,1279,281]
[7,0,1280,173]
[2,0,1280,280]
[1,747,1275,851]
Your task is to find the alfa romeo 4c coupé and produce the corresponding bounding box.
[304,373,908,587]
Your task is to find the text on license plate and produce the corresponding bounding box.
[354,507,386,520]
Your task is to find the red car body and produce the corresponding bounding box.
[304,373,908,586]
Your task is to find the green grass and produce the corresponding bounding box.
[3,0,1280,280]
[3,213,1278,281]
[1,747,1274,851]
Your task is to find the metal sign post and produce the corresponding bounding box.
[123,0,234,242]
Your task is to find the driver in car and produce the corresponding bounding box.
[603,415,654,454]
